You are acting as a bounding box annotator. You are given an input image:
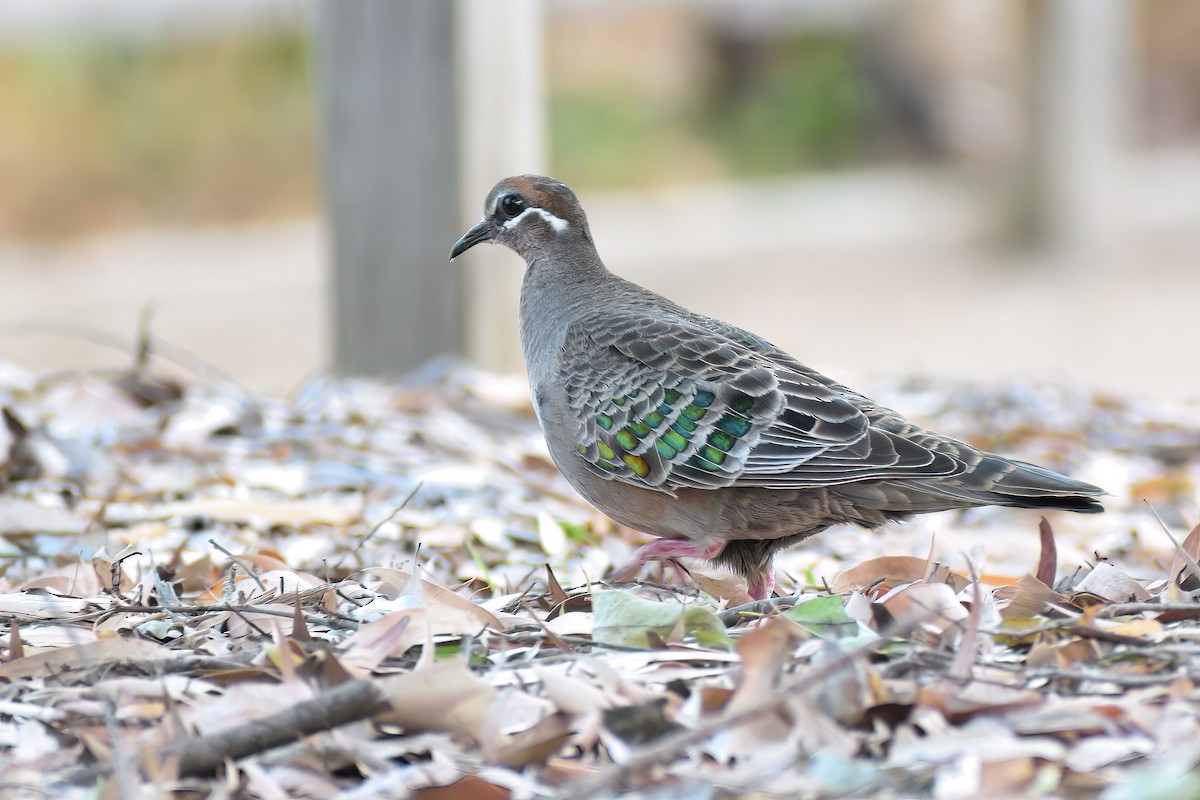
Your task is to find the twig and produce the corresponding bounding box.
[717,594,806,625]
[209,540,268,594]
[1100,602,1200,617]
[1028,666,1190,688]
[65,678,393,782]
[335,482,423,570]
[174,678,390,777]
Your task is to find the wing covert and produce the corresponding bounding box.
[560,312,961,494]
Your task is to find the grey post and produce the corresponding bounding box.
[316,0,463,376]
[1023,0,1132,254]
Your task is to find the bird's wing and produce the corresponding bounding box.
[560,312,963,493]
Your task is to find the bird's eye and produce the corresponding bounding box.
[498,194,526,220]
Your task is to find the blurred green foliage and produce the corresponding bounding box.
[550,33,881,190]
[0,30,315,238]
[0,27,886,237]
[702,34,871,175]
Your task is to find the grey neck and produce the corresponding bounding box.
[518,243,611,377]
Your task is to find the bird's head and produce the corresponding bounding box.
[449,174,591,261]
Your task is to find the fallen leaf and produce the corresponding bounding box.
[375,661,496,741]
[783,594,859,639]
[1037,517,1058,587]
[1073,563,1151,604]
[592,590,731,650]
[877,581,968,638]
[0,638,173,680]
[1167,521,1200,588]
[831,556,968,594]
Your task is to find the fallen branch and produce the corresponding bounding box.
[169,678,390,777]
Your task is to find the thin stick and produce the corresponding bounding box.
[208,540,268,594]
[335,482,423,570]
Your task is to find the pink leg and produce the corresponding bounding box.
[608,539,724,584]
[745,571,776,601]
[632,539,725,562]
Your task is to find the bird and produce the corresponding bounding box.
[450,175,1104,600]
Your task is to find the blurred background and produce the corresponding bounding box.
[1,0,1199,400]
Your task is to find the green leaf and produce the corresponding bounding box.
[682,606,734,650]
[783,595,858,639]
[592,590,731,650]
[557,518,593,545]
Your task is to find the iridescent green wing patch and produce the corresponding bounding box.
[578,381,768,489]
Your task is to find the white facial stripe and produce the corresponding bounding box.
[502,207,569,233]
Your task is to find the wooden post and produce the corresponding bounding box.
[1023,0,1132,253]
[456,0,545,373]
[315,0,463,376]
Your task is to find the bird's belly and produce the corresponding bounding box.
[542,442,715,541]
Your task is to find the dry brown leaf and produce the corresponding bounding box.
[728,617,807,715]
[691,573,753,604]
[1037,516,1058,587]
[340,605,498,667]
[367,568,503,631]
[919,679,1043,720]
[544,564,568,613]
[878,581,968,638]
[1026,637,1104,668]
[1167,521,1200,587]
[831,556,968,594]
[0,592,92,619]
[1099,618,1166,642]
[1072,563,1152,604]
[480,690,570,767]
[690,570,754,605]
[1000,574,1068,619]
[375,661,496,741]
[0,637,172,680]
[412,776,511,800]
[694,616,809,764]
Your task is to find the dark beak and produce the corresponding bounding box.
[449,219,494,260]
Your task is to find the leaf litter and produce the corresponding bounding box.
[0,358,1198,798]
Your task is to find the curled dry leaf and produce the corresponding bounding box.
[365,568,503,631]
[592,590,732,650]
[831,555,969,594]
[877,581,969,639]
[1167,521,1200,588]
[1073,563,1152,604]
[1000,574,1069,620]
[375,661,496,741]
[0,638,174,680]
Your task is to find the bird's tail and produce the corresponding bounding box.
[915,455,1105,513]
